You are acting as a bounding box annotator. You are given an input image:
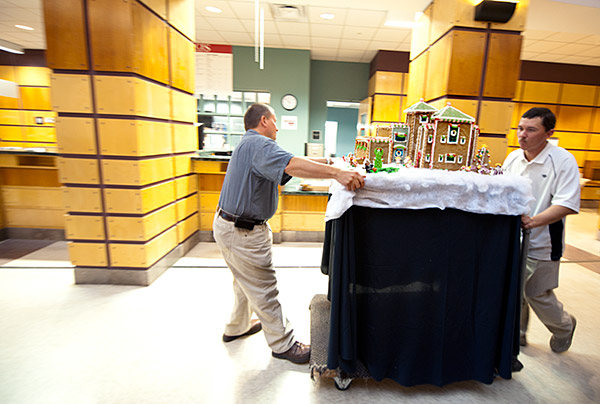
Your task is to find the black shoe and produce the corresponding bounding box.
[222,320,262,343]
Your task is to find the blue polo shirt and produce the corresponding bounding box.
[218,130,294,221]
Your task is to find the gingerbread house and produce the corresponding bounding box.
[392,123,409,162]
[414,123,435,168]
[354,136,393,164]
[424,103,478,171]
[404,99,438,160]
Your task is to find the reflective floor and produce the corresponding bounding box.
[0,209,599,404]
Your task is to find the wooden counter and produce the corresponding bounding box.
[0,150,64,240]
[192,156,329,242]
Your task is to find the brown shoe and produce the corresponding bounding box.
[222,319,262,343]
[272,341,311,364]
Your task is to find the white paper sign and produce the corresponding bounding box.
[281,115,298,130]
[195,51,233,96]
[0,79,18,98]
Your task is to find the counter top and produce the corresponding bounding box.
[0,148,58,156]
[282,177,330,196]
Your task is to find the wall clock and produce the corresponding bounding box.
[281,94,298,111]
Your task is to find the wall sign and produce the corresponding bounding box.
[195,44,233,96]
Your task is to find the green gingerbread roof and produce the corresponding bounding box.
[404,100,438,114]
[432,104,475,123]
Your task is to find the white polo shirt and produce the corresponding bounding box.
[503,142,580,261]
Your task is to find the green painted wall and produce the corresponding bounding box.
[326,107,359,157]
[232,46,310,156]
[232,47,369,156]
[309,61,369,145]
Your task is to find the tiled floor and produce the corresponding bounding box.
[0,209,599,404]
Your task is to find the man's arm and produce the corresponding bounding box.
[521,205,577,229]
[284,156,365,191]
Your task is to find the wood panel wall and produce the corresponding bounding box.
[43,0,196,284]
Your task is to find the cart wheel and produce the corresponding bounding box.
[333,375,352,391]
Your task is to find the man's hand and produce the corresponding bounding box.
[521,215,535,229]
[335,169,365,191]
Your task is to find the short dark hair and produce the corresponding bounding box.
[521,107,556,132]
[244,103,273,130]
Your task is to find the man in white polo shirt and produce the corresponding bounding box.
[503,107,579,353]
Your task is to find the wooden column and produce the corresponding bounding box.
[362,50,410,136]
[43,0,197,285]
[406,0,528,165]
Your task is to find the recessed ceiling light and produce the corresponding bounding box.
[205,6,222,14]
[15,25,34,31]
[320,13,335,20]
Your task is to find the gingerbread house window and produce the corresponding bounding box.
[425,153,430,162]
[438,154,444,163]
[448,125,459,144]
[458,156,463,164]
[445,153,456,163]
[460,136,466,145]
[420,115,429,124]
[395,133,406,142]
[428,134,433,143]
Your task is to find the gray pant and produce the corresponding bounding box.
[213,214,295,354]
[520,258,573,340]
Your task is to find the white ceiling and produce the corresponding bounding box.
[0,0,599,66]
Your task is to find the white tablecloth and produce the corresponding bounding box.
[326,167,534,221]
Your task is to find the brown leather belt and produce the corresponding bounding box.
[218,208,265,225]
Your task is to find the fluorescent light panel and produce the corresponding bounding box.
[0,39,24,54]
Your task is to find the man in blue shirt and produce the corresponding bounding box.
[214,103,365,364]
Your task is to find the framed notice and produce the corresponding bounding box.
[195,44,233,96]
[281,115,298,130]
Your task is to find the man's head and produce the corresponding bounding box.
[517,107,556,159]
[521,107,556,132]
[244,103,278,140]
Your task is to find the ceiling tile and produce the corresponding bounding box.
[196,0,238,19]
[195,29,226,43]
[582,57,600,66]
[524,40,568,53]
[371,41,401,51]
[228,0,273,20]
[576,46,600,57]
[337,49,365,58]
[339,38,371,50]
[263,34,283,47]
[310,36,340,48]
[282,35,311,47]
[200,18,247,32]
[310,23,343,38]
[218,31,253,44]
[396,42,411,52]
[344,9,385,27]
[522,30,556,40]
[548,43,598,55]
[577,34,600,45]
[275,21,310,36]
[341,26,376,41]
[307,6,348,24]
[558,55,595,64]
[239,19,278,34]
[372,27,411,42]
[544,32,593,43]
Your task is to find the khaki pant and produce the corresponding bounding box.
[213,214,295,354]
[520,258,573,340]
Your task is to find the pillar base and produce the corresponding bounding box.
[74,232,199,286]
[0,227,65,241]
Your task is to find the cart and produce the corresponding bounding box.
[309,229,530,390]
